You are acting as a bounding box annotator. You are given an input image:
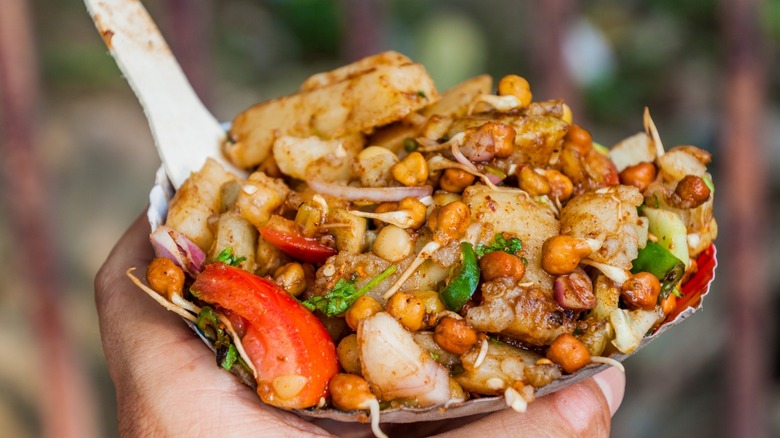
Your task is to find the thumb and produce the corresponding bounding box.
[436,366,625,438]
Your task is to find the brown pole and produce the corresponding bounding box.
[721,0,769,436]
[341,0,383,61]
[0,1,98,437]
[531,0,582,118]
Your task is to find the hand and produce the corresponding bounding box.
[95,212,624,437]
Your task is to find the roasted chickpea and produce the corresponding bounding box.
[391,151,428,186]
[373,225,413,262]
[461,122,516,162]
[357,146,399,188]
[372,202,398,228]
[329,373,376,411]
[434,316,478,355]
[497,74,533,108]
[479,251,526,282]
[385,291,427,332]
[273,262,307,297]
[673,175,711,208]
[547,333,591,374]
[336,334,362,374]
[409,290,446,316]
[541,235,594,275]
[440,168,476,193]
[345,295,382,331]
[619,162,657,192]
[486,122,516,158]
[146,257,184,300]
[621,272,662,310]
[543,169,574,201]
[432,191,461,207]
[431,201,470,244]
[398,197,428,230]
[518,166,551,196]
[661,293,677,315]
[564,124,592,154]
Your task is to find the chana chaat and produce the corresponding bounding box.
[129,51,717,437]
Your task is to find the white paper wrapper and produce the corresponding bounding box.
[146,169,717,423]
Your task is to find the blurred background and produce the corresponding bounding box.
[0,0,777,436]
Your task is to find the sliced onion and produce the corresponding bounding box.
[150,226,206,276]
[307,180,432,202]
[451,141,479,173]
[553,268,597,310]
[457,131,494,163]
[580,259,630,286]
[483,171,504,185]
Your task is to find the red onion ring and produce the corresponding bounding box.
[150,226,206,276]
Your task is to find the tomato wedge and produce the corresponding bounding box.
[191,263,338,409]
[259,226,337,264]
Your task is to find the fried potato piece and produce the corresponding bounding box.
[448,112,569,167]
[467,278,576,346]
[560,185,644,270]
[421,74,493,119]
[300,51,412,91]
[463,185,560,289]
[367,75,494,152]
[166,158,237,251]
[273,133,363,182]
[209,211,258,272]
[225,62,439,168]
[236,171,291,228]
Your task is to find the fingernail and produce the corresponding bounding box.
[592,367,626,416]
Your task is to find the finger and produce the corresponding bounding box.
[94,212,332,437]
[592,366,625,416]
[430,368,626,438]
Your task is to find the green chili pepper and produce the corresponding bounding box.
[440,242,480,311]
[198,306,255,387]
[197,306,230,349]
[218,344,239,371]
[631,241,685,299]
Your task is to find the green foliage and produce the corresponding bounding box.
[301,266,397,316]
[475,233,523,257]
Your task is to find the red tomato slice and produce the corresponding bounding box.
[259,226,337,264]
[192,263,339,409]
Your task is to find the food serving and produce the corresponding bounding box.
[128,51,717,437]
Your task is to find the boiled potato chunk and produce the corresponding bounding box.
[225,58,439,168]
[300,51,412,91]
[166,158,237,251]
[421,74,493,119]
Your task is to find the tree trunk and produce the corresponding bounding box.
[0,0,98,437]
[721,0,769,436]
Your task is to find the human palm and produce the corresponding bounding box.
[95,213,624,437]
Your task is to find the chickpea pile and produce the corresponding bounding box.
[144,59,716,423]
[294,74,715,409]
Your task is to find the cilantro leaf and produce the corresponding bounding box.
[216,247,246,267]
[302,265,397,317]
[475,233,523,257]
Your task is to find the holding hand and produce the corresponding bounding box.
[95,212,624,437]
